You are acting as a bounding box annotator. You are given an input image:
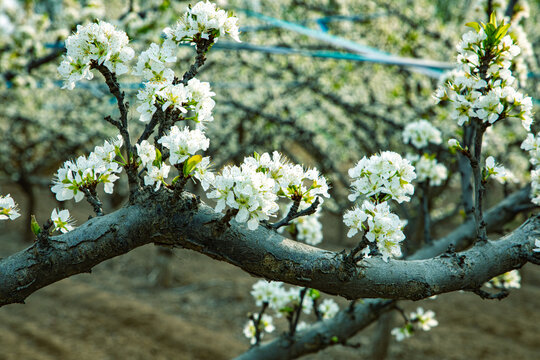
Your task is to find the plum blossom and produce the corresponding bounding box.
[157,125,210,165]
[348,151,416,203]
[50,208,75,233]
[402,120,442,149]
[0,194,20,220]
[163,1,241,45]
[58,21,134,89]
[51,139,123,202]
[485,270,521,289]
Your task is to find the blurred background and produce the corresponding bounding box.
[1,0,539,359]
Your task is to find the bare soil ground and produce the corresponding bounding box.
[1,187,539,360]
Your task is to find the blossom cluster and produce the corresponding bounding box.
[407,154,448,186]
[244,280,339,344]
[402,120,442,149]
[136,76,216,126]
[51,136,124,202]
[137,125,213,191]
[434,18,533,131]
[207,152,329,230]
[391,307,438,341]
[521,133,540,204]
[163,0,241,45]
[281,205,323,246]
[348,151,416,204]
[58,21,134,90]
[485,270,521,289]
[471,0,533,86]
[0,194,20,220]
[344,151,415,262]
[243,314,274,345]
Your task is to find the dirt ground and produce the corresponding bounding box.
[1,186,539,360]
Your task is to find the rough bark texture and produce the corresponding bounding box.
[235,187,536,360]
[1,187,538,307]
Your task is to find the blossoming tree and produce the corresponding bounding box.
[1,0,540,358]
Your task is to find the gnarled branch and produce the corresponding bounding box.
[0,186,537,307]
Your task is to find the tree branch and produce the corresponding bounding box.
[0,186,537,307]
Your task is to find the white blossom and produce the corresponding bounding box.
[58,21,134,89]
[144,163,170,191]
[402,120,442,149]
[534,239,540,253]
[136,140,157,166]
[50,208,75,233]
[163,1,241,45]
[157,125,209,165]
[348,151,416,203]
[133,42,176,82]
[391,326,412,341]
[410,307,438,331]
[318,299,339,319]
[243,314,274,345]
[485,270,521,289]
[51,139,123,201]
[435,20,533,131]
[0,194,20,220]
[408,154,447,186]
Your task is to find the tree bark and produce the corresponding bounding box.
[1,187,538,307]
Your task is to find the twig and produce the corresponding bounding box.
[252,302,269,346]
[175,36,215,86]
[90,61,139,198]
[289,287,308,337]
[421,180,432,244]
[80,187,104,216]
[472,287,509,300]
[271,197,320,230]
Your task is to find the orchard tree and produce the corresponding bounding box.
[1,0,540,359]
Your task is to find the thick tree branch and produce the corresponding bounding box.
[235,188,535,360]
[0,186,537,307]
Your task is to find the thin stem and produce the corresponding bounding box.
[271,197,320,230]
[471,120,488,242]
[253,302,269,346]
[80,187,104,216]
[289,287,308,337]
[421,180,431,244]
[91,61,139,199]
[175,36,215,86]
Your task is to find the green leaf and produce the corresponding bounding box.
[152,148,162,168]
[465,22,480,32]
[183,154,203,176]
[331,336,339,343]
[31,215,41,236]
[280,306,294,314]
[308,288,320,300]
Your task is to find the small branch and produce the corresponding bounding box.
[175,37,215,86]
[470,120,489,243]
[252,302,269,346]
[289,287,308,337]
[393,304,409,323]
[271,197,320,230]
[90,61,139,198]
[137,109,163,144]
[420,180,431,244]
[471,287,509,301]
[80,187,104,216]
[345,235,370,264]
